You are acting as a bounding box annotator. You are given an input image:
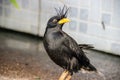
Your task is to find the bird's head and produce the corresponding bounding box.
[47,6,70,29]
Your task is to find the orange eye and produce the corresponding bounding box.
[53,19,57,23]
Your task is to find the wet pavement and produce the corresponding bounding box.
[0,28,120,80]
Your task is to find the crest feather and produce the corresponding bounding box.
[54,5,69,18]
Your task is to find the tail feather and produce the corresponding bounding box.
[83,63,97,72]
[78,44,94,49]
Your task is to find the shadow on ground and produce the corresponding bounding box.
[0,29,120,80]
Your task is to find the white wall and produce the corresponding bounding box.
[0,0,120,55]
[0,0,39,35]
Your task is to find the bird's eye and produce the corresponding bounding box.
[52,19,57,23]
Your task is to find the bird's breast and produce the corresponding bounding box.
[44,32,64,50]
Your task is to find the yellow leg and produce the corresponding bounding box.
[59,70,69,80]
[65,73,72,80]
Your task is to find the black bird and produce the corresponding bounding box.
[43,6,97,80]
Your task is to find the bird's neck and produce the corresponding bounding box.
[44,26,61,36]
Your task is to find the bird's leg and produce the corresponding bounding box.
[65,75,72,80]
[65,72,72,80]
[59,70,69,80]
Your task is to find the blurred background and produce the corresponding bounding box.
[0,0,120,55]
[0,0,120,80]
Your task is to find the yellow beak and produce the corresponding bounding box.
[58,18,70,24]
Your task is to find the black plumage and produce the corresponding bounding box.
[43,6,96,76]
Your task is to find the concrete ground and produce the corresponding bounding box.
[0,28,120,80]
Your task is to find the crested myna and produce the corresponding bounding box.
[43,6,97,80]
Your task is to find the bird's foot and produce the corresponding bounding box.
[59,70,68,80]
[65,74,72,80]
[59,70,72,80]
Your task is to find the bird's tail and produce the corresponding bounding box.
[78,44,94,49]
[84,63,97,72]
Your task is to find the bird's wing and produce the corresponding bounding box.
[63,34,85,58]
[62,33,97,71]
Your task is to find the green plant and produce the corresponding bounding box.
[10,0,20,9]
